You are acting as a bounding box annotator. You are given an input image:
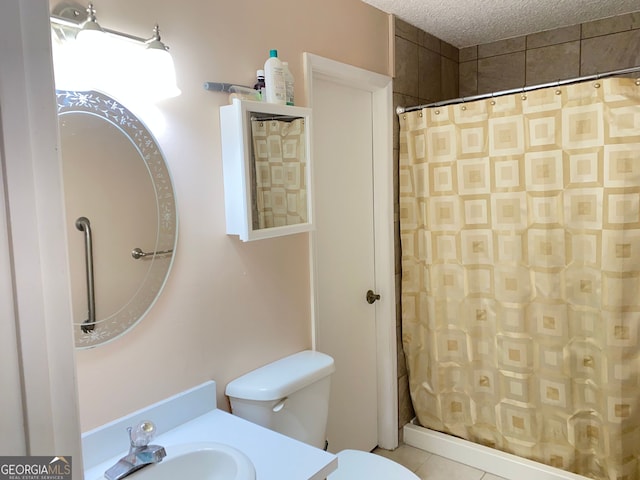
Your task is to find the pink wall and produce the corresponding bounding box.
[54,0,390,431]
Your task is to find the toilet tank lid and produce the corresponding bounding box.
[225,350,335,401]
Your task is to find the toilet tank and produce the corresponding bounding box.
[225,350,335,449]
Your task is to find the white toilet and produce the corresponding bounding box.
[225,350,419,479]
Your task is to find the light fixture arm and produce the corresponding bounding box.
[50,3,164,46]
[145,24,170,52]
[150,24,162,43]
[85,2,98,23]
[76,2,104,36]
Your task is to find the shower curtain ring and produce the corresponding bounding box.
[555,79,562,96]
[594,72,602,89]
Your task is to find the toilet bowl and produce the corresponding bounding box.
[329,449,419,479]
[225,350,419,480]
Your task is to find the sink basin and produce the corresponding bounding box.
[126,442,255,480]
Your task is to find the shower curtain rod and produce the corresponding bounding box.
[396,65,640,114]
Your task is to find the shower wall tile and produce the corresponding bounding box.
[441,57,459,100]
[395,273,402,320]
[398,374,415,427]
[461,10,640,95]
[526,41,580,85]
[419,47,442,101]
[395,17,419,43]
[419,30,441,53]
[460,46,478,62]
[582,12,639,38]
[459,60,478,97]
[580,29,640,75]
[397,325,407,377]
[395,36,420,97]
[393,168,399,223]
[477,52,525,94]
[478,36,526,58]
[441,41,459,62]
[526,24,580,48]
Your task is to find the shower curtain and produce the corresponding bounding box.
[399,77,640,480]
[250,117,307,229]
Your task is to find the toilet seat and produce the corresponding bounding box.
[327,449,420,480]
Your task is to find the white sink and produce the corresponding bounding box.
[126,442,255,480]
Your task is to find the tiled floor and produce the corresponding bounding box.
[373,444,507,480]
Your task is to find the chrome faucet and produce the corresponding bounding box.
[104,420,166,480]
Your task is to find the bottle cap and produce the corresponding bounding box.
[257,69,265,77]
[269,49,278,57]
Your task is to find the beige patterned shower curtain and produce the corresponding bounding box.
[250,117,307,229]
[399,77,640,480]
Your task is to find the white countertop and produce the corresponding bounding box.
[82,382,337,480]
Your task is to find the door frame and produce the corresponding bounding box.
[0,0,82,471]
[303,53,398,450]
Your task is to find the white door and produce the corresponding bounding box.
[313,78,378,453]
[307,54,397,453]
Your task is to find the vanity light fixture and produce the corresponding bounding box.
[50,2,181,102]
[75,3,104,44]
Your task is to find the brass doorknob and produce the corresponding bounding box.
[366,290,381,304]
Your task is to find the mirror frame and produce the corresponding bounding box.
[220,99,313,241]
[56,90,178,348]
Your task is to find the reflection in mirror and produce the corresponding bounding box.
[57,90,177,348]
[220,99,312,241]
[249,114,307,230]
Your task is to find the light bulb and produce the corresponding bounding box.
[140,25,181,102]
[143,46,181,101]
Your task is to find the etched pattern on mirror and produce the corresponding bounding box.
[57,90,177,348]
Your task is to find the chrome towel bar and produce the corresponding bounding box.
[131,247,174,260]
[76,216,96,333]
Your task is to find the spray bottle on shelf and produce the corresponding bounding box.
[253,70,266,101]
[282,62,295,106]
[264,49,286,104]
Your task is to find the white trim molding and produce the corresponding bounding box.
[303,53,397,450]
[405,421,590,480]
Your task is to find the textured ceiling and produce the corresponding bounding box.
[362,0,640,48]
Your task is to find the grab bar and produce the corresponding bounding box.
[131,247,174,260]
[76,217,96,333]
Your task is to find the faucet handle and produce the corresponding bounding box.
[128,420,157,448]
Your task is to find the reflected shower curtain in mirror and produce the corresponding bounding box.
[250,117,307,229]
[399,77,640,480]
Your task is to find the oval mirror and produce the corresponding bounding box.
[57,90,177,349]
